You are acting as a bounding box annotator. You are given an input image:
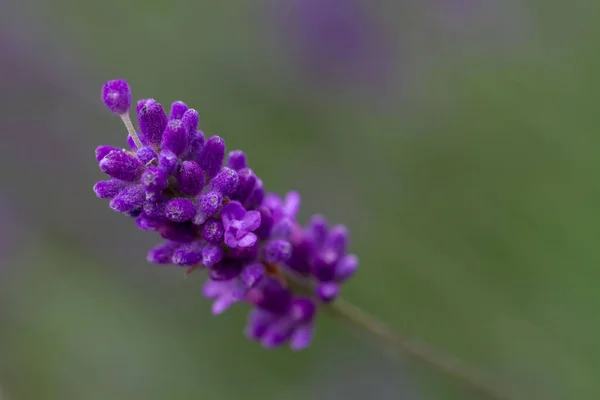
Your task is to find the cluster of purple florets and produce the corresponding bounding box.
[94,79,358,350]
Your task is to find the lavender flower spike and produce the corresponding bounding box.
[93,79,359,351]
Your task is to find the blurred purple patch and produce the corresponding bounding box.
[270,0,395,89]
[431,0,527,47]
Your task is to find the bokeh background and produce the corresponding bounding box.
[1,0,600,399]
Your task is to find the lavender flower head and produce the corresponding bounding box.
[95,79,358,350]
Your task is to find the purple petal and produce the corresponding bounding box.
[290,298,316,322]
[202,279,226,298]
[335,253,358,281]
[261,318,294,349]
[316,282,339,302]
[241,262,265,288]
[242,210,261,232]
[212,295,238,315]
[245,308,277,340]
[237,232,257,248]
[221,201,246,228]
[283,191,301,218]
[289,323,314,351]
[224,230,238,248]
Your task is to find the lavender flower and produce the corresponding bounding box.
[94,79,358,350]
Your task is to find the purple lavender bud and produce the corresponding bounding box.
[227,150,246,170]
[136,214,163,231]
[290,324,314,351]
[136,99,148,114]
[165,198,196,222]
[258,278,292,314]
[283,191,301,218]
[182,109,199,135]
[241,263,265,288]
[262,239,292,264]
[158,150,178,175]
[136,146,158,165]
[290,298,316,323]
[141,167,168,197]
[316,282,339,302]
[93,179,127,199]
[202,244,223,266]
[169,100,188,120]
[245,308,277,340]
[101,79,131,114]
[202,219,224,244]
[254,206,274,240]
[325,224,349,256]
[95,145,118,162]
[158,222,197,242]
[99,149,145,181]
[313,248,339,281]
[210,261,243,281]
[287,237,314,274]
[246,178,264,209]
[272,218,293,239]
[261,318,294,348]
[172,242,204,266]
[234,168,256,203]
[137,99,168,145]
[178,161,204,196]
[198,135,225,177]
[110,184,145,213]
[142,198,167,219]
[335,254,358,281]
[194,191,223,224]
[307,214,328,248]
[210,167,239,197]
[147,241,179,264]
[161,119,188,156]
[185,130,205,160]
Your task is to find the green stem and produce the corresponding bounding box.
[326,297,516,400]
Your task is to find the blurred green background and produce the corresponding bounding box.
[2,0,600,399]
